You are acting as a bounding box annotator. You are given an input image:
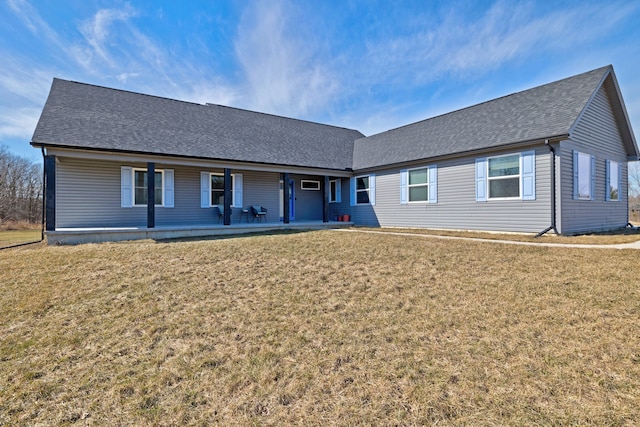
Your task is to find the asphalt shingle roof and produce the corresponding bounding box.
[32,66,633,172]
[352,66,611,170]
[31,79,364,171]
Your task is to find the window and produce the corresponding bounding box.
[476,151,534,202]
[301,180,320,190]
[576,152,591,199]
[134,168,163,206]
[401,166,437,204]
[210,173,234,206]
[350,175,375,206]
[607,160,620,201]
[121,166,173,208]
[200,172,243,208]
[573,151,595,200]
[329,179,341,203]
[356,176,370,204]
[488,154,520,199]
[408,167,429,202]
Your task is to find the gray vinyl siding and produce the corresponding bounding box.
[55,157,283,228]
[343,176,380,226]
[325,178,352,221]
[239,170,280,223]
[349,204,380,227]
[290,175,324,221]
[353,147,551,233]
[558,84,629,234]
[168,167,281,225]
[56,157,143,228]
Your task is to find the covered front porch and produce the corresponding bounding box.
[46,220,353,245]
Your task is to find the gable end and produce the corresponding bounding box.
[569,68,638,160]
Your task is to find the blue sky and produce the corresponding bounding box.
[2,0,640,163]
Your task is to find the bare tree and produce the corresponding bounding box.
[0,145,43,225]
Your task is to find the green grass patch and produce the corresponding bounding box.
[0,229,41,248]
[1,230,639,425]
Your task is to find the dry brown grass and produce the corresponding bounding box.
[364,225,640,245]
[0,221,41,231]
[1,230,639,425]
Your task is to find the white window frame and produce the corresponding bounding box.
[575,151,593,200]
[407,166,430,203]
[487,153,521,200]
[209,173,237,207]
[300,179,320,191]
[329,179,340,203]
[355,175,370,205]
[607,160,620,202]
[133,168,164,207]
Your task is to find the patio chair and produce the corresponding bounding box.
[250,205,267,222]
[212,206,223,223]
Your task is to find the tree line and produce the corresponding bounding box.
[0,145,42,225]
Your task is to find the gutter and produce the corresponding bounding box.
[30,142,354,175]
[352,133,570,174]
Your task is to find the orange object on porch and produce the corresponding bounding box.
[342,214,350,222]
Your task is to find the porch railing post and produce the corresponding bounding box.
[224,168,232,225]
[44,155,56,231]
[147,162,155,228]
[282,172,290,224]
[323,175,330,223]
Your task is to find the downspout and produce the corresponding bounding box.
[41,146,46,241]
[535,140,558,237]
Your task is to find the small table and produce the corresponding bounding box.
[239,208,250,223]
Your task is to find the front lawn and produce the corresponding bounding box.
[1,230,638,425]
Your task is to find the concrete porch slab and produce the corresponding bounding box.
[46,221,353,245]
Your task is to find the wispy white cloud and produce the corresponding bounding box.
[361,1,638,86]
[2,0,639,147]
[6,0,63,48]
[77,4,137,67]
[178,82,240,107]
[233,0,338,116]
[116,72,140,84]
[0,62,52,104]
[331,0,640,135]
[69,5,241,107]
[0,106,41,139]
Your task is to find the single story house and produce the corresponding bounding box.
[31,65,639,244]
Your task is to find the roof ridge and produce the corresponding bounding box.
[205,102,364,134]
[52,78,363,135]
[358,65,612,141]
[52,77,206,107]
